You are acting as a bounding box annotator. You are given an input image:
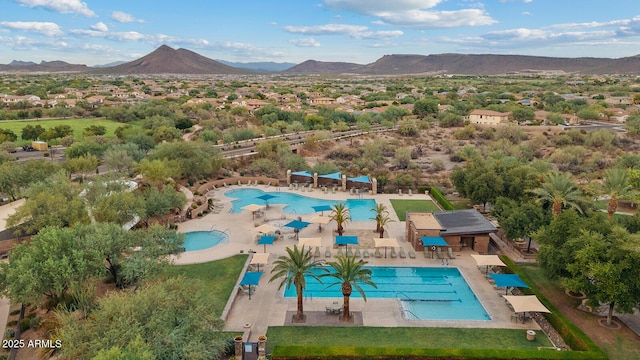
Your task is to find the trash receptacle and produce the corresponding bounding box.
[526,330,536,341]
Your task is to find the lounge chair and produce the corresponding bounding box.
[447,247,456,259]
[408,248,416,259]
[325,247,332,258]
[423,247,430,258]
[238,181,242,186]
[354,247,361,258]
[436,247,445,259]
[211,185,217,191]
[336,247,344,257]
[347,247,354,257]
[398,189,403,196]
[238,285,254,296]
[375,248,382,258]
[314,247,321,258]
[398,248,407,258]
[223,182,228,187]
[390,247,398,258]
[362,248,370,258]
[265,181,271,187]
[408,189,413,196]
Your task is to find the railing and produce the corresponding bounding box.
[402,309,420,320]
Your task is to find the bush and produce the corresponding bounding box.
[429,186,456,210]
[4,328,15,339]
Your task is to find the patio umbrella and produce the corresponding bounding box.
[311,204,333,215]
[374,237,399,258]
[239,271,263,300]
[310,215,331,232]
[250,253,270,272]
[255,223,279,234]
[256,194,277,208]
[284,219,311,240]
[257,235,276,252]
[503,295,551,323]
[243,204,265,219]
[420,236,448,259]
[489,273,531,295]
[335,235,358,253]
[470,254,507,275]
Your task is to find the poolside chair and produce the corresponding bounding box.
[398,247,407,258]
[347,247,354,257]
[362,248,370,258]
[211,185,217,191]
[436,247,445,259]
[265,181,271,187]
[336,247,344,257]
[447,247,456,259]
[238,285,254,296]
[223,182,228,187]
[375,248,382,258]
[354,247,361,258]
[390,247,398,258]
[323,187,328,194]
[423,247,429,258]
[408,248,416,259]
[408,189,413,196]
[238,181,242,186]
[314,247,321,258]
[325,247,332,258]
[350,188,355,195]
[398,189,403,196]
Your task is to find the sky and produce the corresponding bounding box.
[1,0,640,66]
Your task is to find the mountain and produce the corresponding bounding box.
[93,61,127,68]
[285,54,640,75]
[282,60,363,74]
[216,60,296,72]
[93,45,250,75]
[0,60,89,73]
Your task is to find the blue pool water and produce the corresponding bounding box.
[225,188,377,221]
[283,266,490,321]
[183,231,227,251]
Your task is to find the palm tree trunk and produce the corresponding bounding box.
[552,200,562,217]
[607,197,618,223]
[341,282,352,322]
[296,285,304,321]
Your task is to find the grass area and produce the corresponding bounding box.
[390,199,440,221]
[266,327,557,358]
[0,118,141,145]
[161,254,248,313]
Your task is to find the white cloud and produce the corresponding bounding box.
[284,24,368,36]
[325,0,442,14]
[498,0,533,3]
[16,0,95,17]
[111,11,144,23]
[0,21,63,36]
[0,35,68,51]
[90,22,108,32]
[289,38,321,47]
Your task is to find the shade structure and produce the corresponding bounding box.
[420,236,448,247]
[310,215,331,232]
[256,194,277,207]
[374,237,399,258]
[471,254,507,275]
[257,235,276,252]
[503,295,551,314]
[255,223,279,234]
[318,172,341,180]
[239,271,263,299]
[335,235,359,253]
[291,171,313,177]
[298,237,322,248]
[284,219,311,240]
[490,273,530,294]
[243,203,265,219]
[347,175,371,184]
[311,205,333,215]
[250,253,270,271]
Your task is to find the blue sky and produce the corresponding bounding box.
[1,0,639,66]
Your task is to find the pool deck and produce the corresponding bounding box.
[172,185,542,341]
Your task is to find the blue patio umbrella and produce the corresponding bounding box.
[239,271,263,300]
[312,204,333,215]
[420,236,448,259]
[257,235,276,252]
[284,219,311,240]
[256,194,277,208]
[489,274,531,294]
[335,235,359,253]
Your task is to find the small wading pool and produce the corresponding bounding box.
[183,231,227,251]
[283,266,490,321]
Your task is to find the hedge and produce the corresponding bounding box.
[429,186,457,210]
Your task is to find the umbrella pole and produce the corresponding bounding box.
[249,285,252,300]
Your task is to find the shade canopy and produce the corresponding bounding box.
[291,171,313,177]
[298,237,322,248]
[335,235,359,245]
[374,238,399,248]
[312,205,333,212]
[255,224,279,233]
[256,194,277,203]
[347,175,371,184]
[470,254,507,267]
[420,236,448,247]
[250,253,270,265]
[318,172,341,180]
[239,271,263,286]
[243,204,265,212]
[503,295,551,314]
[310,215,332,224]
[489,274,530,289]
[284,219,311,230]
[257,235,276,245]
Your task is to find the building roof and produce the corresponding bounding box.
[407,212,443,230]
[432,209,497,236]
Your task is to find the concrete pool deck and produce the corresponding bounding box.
[171,185,542,342]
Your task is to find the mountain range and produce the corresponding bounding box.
[1,45,639,75]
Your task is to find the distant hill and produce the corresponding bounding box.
[283,60,363,74]
[216,60,296,72]
[93,45,250,75]
[93,61,127,68]
[0,60,90,73]
[285,54,640,75]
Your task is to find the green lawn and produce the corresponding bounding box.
[390,199,440,221]
[0,118,141,145]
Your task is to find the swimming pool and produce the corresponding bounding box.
[225,188,377,221]
[283,266,490,321]
[183,231,228,251]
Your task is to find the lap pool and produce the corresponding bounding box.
[225,188,376,221]
[283,266,490,321]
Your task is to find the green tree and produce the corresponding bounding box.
[530,171,586,217]
[269,245,328,322]
[600,167,633,222]
[322,255,376,322]
[64,153,99,182]
[102,147,136,173]
[137,159,173,190]
[139,187,186,227]
[492,197,549,250]
[412,99,439,118]
[371,203,389,233]
[82,125,107,137]
[331,203,350,236]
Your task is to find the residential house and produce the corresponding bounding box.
[467,110,512,126]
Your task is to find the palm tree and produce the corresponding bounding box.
[322,255,376,322]
[371,203,389,233]
[331,203,350,236]
[601,167,633,222]
[529,171,585,217]
[269,245,327,322]
[378,214,395,238]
